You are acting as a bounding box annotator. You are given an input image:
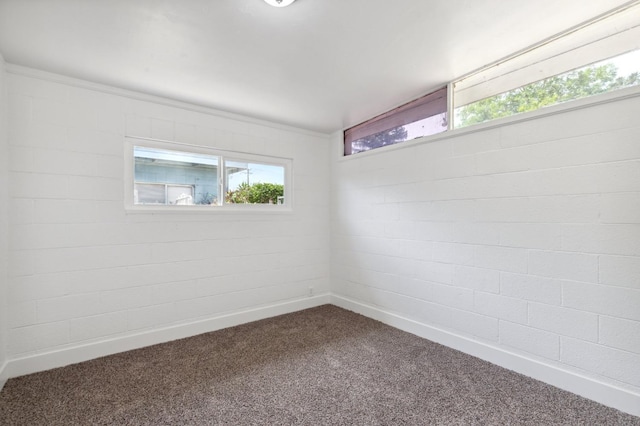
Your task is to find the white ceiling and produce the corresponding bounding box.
[0,0,632,133]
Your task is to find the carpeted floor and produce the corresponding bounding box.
[0,305,638,425]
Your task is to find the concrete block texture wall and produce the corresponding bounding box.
[4,68,331,361]
[331,94,640,398]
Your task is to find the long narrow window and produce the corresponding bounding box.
[344,87,447,156]
[125,138,292,211]
[454,50,640,128]
[453,2,640,128]
[343,3,640,154]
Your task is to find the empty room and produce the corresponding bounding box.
[0,0,639,424]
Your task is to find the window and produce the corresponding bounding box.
[454,49,640,128]
[453,3,640,128]
[133,146,219,206]
[344,87,447,156]
[342,3,640,154]
[225,160,286,205]
[125,138,291,211]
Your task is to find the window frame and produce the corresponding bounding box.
[451,3,640,129]
[343,87,448,156]
[124,137,293,213]
[341,2,640,155]
[453,48,640,129]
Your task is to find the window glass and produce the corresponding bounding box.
[126,139,291,211]
[344,87,447,156]
[455,49,640,128]
[167,185,195,205]
[225,160,286,205]
[134,183,166,205]
[453,3,640,129]
[133,146,219,206]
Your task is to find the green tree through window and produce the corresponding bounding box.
[456,63,640,128]
[226,182,284,204]
[351,126,409,153]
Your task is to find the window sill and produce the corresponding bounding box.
[124,204,293,215]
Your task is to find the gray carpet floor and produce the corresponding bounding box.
[0,305,638,425]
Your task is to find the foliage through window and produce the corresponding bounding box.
[455,50,640,128]
[344,87,447,156]
[344,4,640,154]
[225,160,285,205]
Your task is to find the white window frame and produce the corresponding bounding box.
[451,2,640,128]
[124,137,293,213]
[340,2,640,155]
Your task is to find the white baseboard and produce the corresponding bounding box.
[0,360,7,393]
[4,294,331,380]
[331,294,640,418]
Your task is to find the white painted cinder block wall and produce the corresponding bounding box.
[2,67,331,377]
[0,54,9,390]
[330,92,640,415]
